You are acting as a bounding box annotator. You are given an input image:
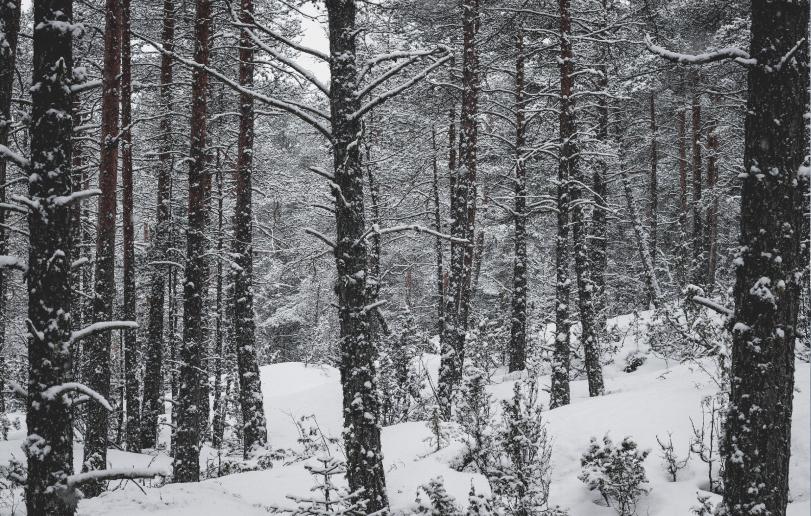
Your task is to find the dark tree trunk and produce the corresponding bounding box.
[589,30,609,340]
[648,94,658,284]
[83,0,122,495]
[141,0,175,451]
[324,0,388,510]
[211,159,225,448]
[25,1,76,513]
[676,107,689,286]
[431,128,445,338]
[120,0,140,452]
[174,0,212,483]
[560,0,603,398]
[232,0,268,458]
[690,86,704,285]
[705,105,719,289]
[439,0,479,418]
[509,26,527,373]
[721,2,809,514]
[0,0,21,415]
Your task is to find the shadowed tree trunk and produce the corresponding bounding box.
[676,107,689,286]
[174,0,212,483]
[120,0,140,452]
[509,25,527,373]
[705,104,719,289]
[83,0,122,495]
[690,85,704,285]
[141,0,175,451]
[720,2,809,514]
[324,0,388,509]
[431,128,445,338]
[24,1,76,513]
[232,0,268,458]
[0,0,21,414]
[560,0,603,398]
[648,94,658,290]
[439,0,478,418]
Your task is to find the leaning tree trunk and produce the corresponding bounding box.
[120,0,140,452]
[174,0,212,483]
[509,26,527,373]
[439,0,479,418]
[24,1,76,513]
[324,0,388,510]
[232,0,268,458]
[559,0,603,398]
[83,0,122,495]
[0,0,21,415]
[720,2,809,515]
[140,0,175,450]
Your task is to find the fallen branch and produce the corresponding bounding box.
[66,466,170,487]
[690,296,733,317]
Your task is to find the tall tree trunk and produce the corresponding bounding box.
[431,128,445,338]
[211,158,224,448]
[690,85,704,285]
[676,107,689,286]
[141,0,175,450]
[589,25,609,341]
[324,0,388,509]
[174,0,212,483]
[0,0,21,415]
[509,26,527,373]
[232,0,267,458]
[439,0,479,418]
[560,0,603,397]
[705,104,719,289]
[721,2,809,514]
[25,1,76,512]
[648,94,658,286]
[120,0,139,452]
[83,0,122,494]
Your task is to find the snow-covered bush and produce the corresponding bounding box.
[465,486,494,515]
[690,394,726,493]
[489,381,552,515]
[378,312,427,425]
[623,350,647,373]
[655,432,689,481]
[579,435,650,515]
[270,455,367,515]
[690,492,717,515]
[415,477,463,515]
[456,366,496,472]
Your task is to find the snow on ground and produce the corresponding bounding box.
[1,311,808,515]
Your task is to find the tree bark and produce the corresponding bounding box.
[174,0,212,483]
[324,0,388,509]
[120,0,140,452]
[232,0,268,458]
[676,107,689,286]
[560,0,603,397]
[705,105,719,289]
[439,0,479,418]
[83,0,122,495]
[25,1,76,512]
[141,0,175,451]
[720,2,809,514]
[0,0,21,415]
[690,85,704,285]
[509,26,527,373]
[648,94,658,285]
[431,128,445,339]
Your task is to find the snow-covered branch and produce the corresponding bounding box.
[304,228,337,249]
[0,145,30,169]
[52,188,102,207]
[134,31,333,141]
[363,224,470,245]
[644,34,756,67]
[70,79,103,94]
[690,296,732,317]
[352,53,453,121]
[70,320,139,345]
[42,382,113,411]
[0,255,26,272]
[66,466,170,487]
[238,10,329,61]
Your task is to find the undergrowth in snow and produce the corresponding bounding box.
[0,311,808,515]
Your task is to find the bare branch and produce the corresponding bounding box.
[644,34,756,67]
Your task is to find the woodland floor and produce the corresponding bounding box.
[1,311,808,515]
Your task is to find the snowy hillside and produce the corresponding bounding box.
[0,312,807,515]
